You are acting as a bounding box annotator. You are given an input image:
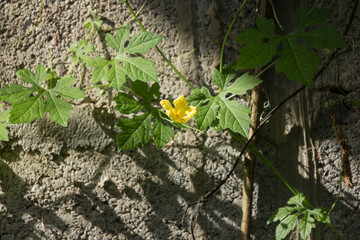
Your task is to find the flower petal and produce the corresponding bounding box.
[173,95,187,111]
[185,106,197,119]
[160,100,173,111]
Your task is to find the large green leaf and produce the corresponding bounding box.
[44,91,73,127]
[105,60,127,91]
[52,76,85,100]
[293,7,333,30]
[218,98,252,137]
[1,65,84,126]
[87,57,110,83]
[9,92,45,124]
[113,92,144,114]
[151,120,174,149]
[195,98,218,131]
[116,113,152,150]
[294,26,347,49]
[0,84,34,103]
[235,17,279,70]
[276,37,321,88]
[117,56,158,82]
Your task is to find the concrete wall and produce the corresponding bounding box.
[0,0,359,239]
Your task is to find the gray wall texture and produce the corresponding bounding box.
[0,0,359,239]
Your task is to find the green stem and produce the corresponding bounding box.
[255,60,276,78]
[122,0,195,90]
[219,0,248,73]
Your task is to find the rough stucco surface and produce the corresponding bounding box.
[0,0,359,240]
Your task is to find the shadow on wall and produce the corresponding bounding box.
[0,161,67,240]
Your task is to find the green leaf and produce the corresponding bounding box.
[187,86,212,106]
[298,211,316,240]
[69,40,94,64]
[151,120,174,149]
[87,57,111,83]
[293,7,333,30]
[116,113,152,150]
[267,206,296,224]
[125,31,163,54]
[16,65,48,88]
[106,26,130,52]
[287,193,306,208]
[310,207,331,224]
[237,42,278,69]
[218,97,252,137]
[9,92,45,124]
[222,73,262,96]
[44,91,73,127]
[113,92,143,114]
[212,68,226,89]
[295,25,347,49]
[275,213,299,240]
[195,98,218,131]
[105,60,127,91]
[117,56,158,82]
[235,17,279,69]
[52,76,85,100]
[0,84,34,103]
[276,37,321,87]
[3,65,84,126]
[0,106,10,141]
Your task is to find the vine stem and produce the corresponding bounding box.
[122,0,195,90]
[219,0,248,74]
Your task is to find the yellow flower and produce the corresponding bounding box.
[160,95,197,124]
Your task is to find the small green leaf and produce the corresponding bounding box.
[106,26,130,52]
[222,73,262,96]
[113,93,143,114]
[212,68,226,89]
[69,40,94,64]
[218,97,252,137]
[151,119,174,149]
[125,31,163,54]
[287,193,306,208]
[267,206,296,224]
[117,113,152,150]
[298,211,316,240]
[275,213,299,240]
